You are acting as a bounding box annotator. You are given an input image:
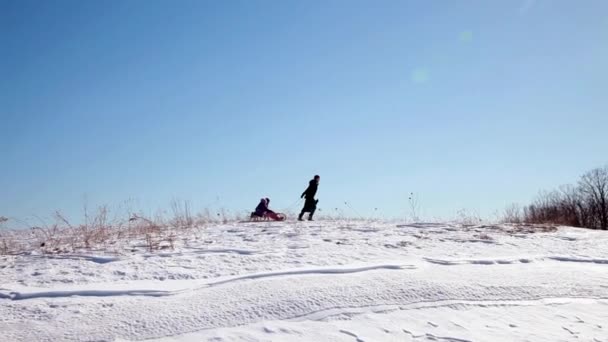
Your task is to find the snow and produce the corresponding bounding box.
[1,221,607,341]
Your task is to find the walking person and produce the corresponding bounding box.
[299,175,320,221]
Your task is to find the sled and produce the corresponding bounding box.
[250,212,286,222]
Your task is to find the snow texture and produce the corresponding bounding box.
[1,221,607,341]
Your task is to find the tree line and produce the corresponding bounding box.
[509,166,608,230]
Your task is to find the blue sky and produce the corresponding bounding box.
[2,0,607,225]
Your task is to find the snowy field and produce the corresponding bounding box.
[1,221,607,342]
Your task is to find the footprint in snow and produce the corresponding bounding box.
[262,327,275,334]
[562,326,579,335]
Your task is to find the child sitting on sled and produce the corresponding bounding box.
[251,198,284,221]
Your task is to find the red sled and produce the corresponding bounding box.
[250,212,286,221]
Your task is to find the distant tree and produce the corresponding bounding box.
[579,167,608,229]
[557,185,583,227]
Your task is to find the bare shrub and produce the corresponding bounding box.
[0,239,8,255]
[54,206,115,251]
[407,192,420,222]
[455,209,482,226]
[0,216,10,255]
[517,165,608,230]
[129,213,173,252]
[170,199,193,228]
[218,208,229,224]
[32,223,62,253]
[501,203,522,223]
[195,208,214,226]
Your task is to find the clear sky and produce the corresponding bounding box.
[2,0,607,225]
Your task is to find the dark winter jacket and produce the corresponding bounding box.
[301,180,318,199]
[255,198,269,216]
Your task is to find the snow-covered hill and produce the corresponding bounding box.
[1,221,607,341]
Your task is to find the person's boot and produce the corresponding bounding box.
[308,207,316,221]
[298,212,304,221]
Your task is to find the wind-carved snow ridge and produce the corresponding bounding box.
[1,221,607,342]
[31,254,121,264]
[206,264,412,287]
[423,257,531,265]
[143,247,261,259]
[1,264,413,301]
[6,288,174,301]
[291,297,608,322]
[547,256,608,264]
[396,222,448,229]
[424,256,608,266]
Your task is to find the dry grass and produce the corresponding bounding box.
[454,209,483,227]
[480,223,558,235]
[0,216,9,254]
[1,203,241,255]
[474,232,493,241]
[503,223,558,234]
[501,203,523,224]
